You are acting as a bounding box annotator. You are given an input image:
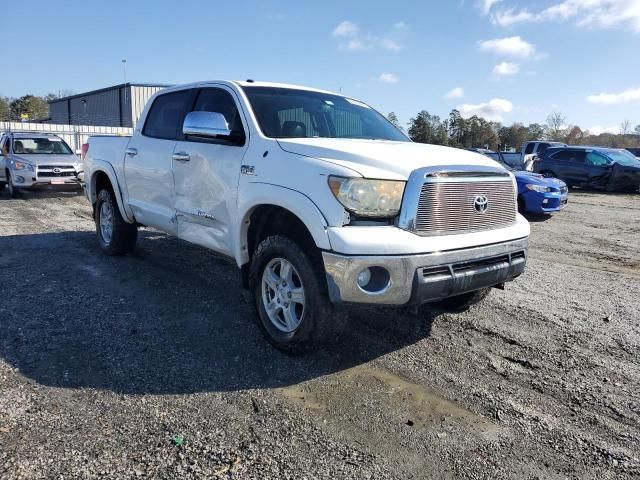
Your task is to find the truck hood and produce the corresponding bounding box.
[276,138,506,180]
[12,154,80,167]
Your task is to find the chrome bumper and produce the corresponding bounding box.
[323,237,529,306]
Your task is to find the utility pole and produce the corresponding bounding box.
[122,59,127,85]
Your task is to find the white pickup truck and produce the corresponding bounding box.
[501,141,568,170]
[83,80,530,352]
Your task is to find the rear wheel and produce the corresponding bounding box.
[249,235,341,353]
[95,188,137,255]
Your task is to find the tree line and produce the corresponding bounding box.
[388,110,640,150]
[0,92,74,122]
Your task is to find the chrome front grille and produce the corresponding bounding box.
[414,179,516,236]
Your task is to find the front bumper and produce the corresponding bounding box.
[323,237,528,306]
[11,172,80,189]
[523,190,568,213]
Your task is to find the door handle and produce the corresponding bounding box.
[172,152,191,162]
[125,147,138,157]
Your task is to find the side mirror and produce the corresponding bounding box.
[183,111,231,138]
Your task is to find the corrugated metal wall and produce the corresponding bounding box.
[0,121,132,151]
[48,85,166,128]
[131,86,165,127]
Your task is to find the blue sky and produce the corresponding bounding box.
[3,0,640,133]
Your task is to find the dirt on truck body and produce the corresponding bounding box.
[0,188,639,479]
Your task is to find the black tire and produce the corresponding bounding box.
[6,171,18,198]
[517,195,526,213]
[95,188,137,255]
[248,235,341,353]
[434,288,491,313]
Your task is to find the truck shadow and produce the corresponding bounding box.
[0,230,436,395]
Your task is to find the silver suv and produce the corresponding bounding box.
[1,132,83,197]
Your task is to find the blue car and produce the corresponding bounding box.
[467,149,569,214]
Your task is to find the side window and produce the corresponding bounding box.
[524,143,535,155]
[1,137,9,154]
[537,143,551,154]
[570,151,586,163]
[551,150,573,161]
[190,88,246,145]
[586,152,609,167]
[143,90,194,140]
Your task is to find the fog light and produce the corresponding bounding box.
[357,268,372,287]
[16,176,25,184]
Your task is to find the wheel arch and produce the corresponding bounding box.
[89,163,134,223]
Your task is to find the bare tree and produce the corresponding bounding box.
[620,119,631,135]
[545,111,567,142]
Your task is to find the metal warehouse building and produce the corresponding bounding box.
[48,83,170,128]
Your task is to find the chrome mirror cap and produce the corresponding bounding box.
[182,111,231,138]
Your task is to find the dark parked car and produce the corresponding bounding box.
[533,146,640,192]
[626,147,640,158]
[466,148,568,214]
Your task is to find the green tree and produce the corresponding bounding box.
[526,123,545,141]
[386,112,403,131]
[10,95,49,121]
[408,111,448,145]
[0,97,10,121]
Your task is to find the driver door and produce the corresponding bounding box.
[172,86,248,257]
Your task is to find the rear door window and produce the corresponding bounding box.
[143,90,194,140]
[550,150,573,161]
[537,143,551,154]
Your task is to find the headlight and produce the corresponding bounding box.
[328,176,405,218]
[14,161,34,172]
[526,184,551,193]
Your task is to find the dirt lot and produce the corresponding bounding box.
[0,188,639,479]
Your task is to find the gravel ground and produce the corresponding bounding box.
[0,187,638,479]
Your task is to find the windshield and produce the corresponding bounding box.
[13,137,73,155]
[604,149,640,166]
[242,87,409,141]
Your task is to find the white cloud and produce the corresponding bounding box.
[339,39,370,52]
[378,73,399,84]
[457,98,513,122]
[479,0,503,15]
[586,86,640,104]
[491,0,640,32]
[587,125,619,135]
[333,20,359,37]
[444,87,465,99]
[332,21,405,52]
[479,36,536,58]
[493,61,519,75]
[380,38,403,51]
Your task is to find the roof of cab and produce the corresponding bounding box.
[159,79,342,97]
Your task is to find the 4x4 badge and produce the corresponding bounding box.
[241,165,255,175]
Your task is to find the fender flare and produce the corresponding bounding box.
[234,182,332,266]
[89,160,135,223]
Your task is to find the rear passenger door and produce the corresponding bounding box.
[124,89,195,234]
[172,86,248,256]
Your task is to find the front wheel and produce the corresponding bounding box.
[249,235,340,353]
[6,171,17,198]
[95,188,138,255]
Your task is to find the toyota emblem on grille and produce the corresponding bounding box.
[53,168,61,174]
[473,195,489,213]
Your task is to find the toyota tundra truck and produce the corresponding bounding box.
[83,80,530,352]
